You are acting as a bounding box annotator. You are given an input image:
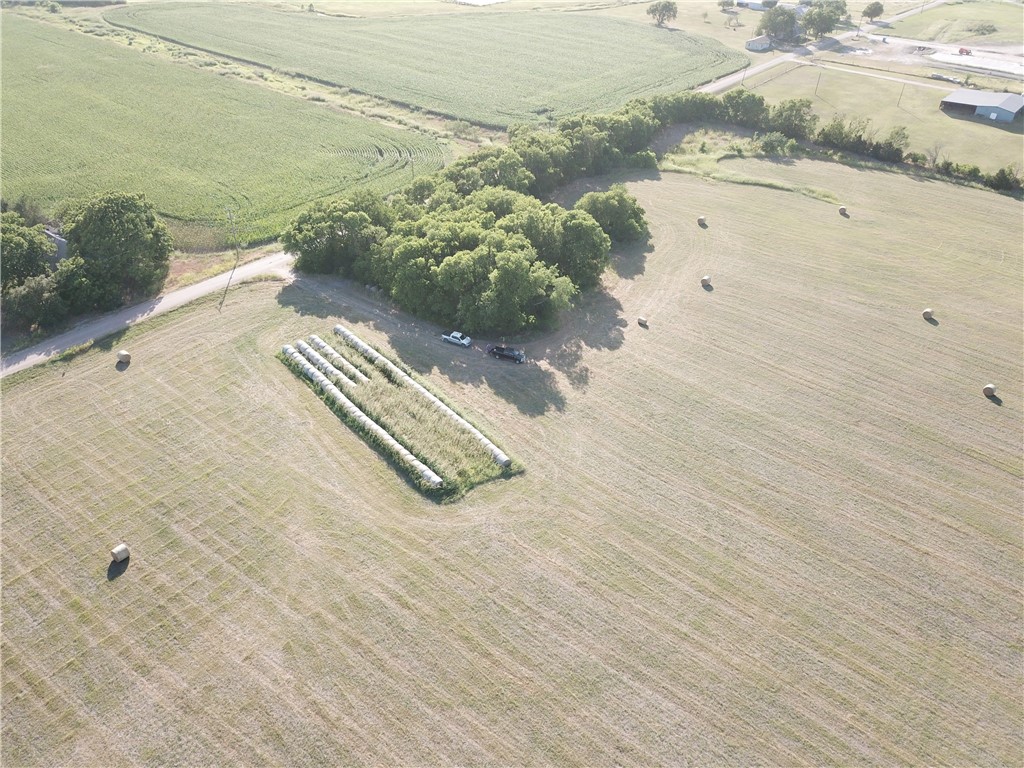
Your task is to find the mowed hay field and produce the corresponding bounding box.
[0,14,446,248]
[103,3,748,127]
[885,0,1024,44]
[2,163,1022,765]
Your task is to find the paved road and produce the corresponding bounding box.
[0,251,294,378]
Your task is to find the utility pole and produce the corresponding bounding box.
[814,69,823,97]
[218,208,242,312]
[896,83,906,108]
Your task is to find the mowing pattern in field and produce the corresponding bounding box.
[102,3,748,127]
[2,162,1021,765]
[0,14,446,247]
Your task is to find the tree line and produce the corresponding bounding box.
[4,85,1018,337]
[1,193,172,333]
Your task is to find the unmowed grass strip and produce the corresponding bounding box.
[102,3,747,127]
[659,129,840,202]
[282,342,513,499]
[0,14,446,250]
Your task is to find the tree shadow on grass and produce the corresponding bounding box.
[612,236,653,280]
[276,273,628,417]
[277,276,568,416]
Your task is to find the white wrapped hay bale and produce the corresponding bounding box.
[700,275,712,287]
[117,350,131,364]
[110,543,130,562]
[309,335,369,383]
[296,340,357,389]
[983,384,997,397]
[922,308,933,320]
[281,345,443,487]
[697,216,706,226]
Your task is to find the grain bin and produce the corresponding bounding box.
[110,543,130,562]
[117,350,131,364]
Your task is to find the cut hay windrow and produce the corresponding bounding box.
[282,345,443,489]
[333,325,512,467]
[309,335,370,384]
[295,340,358,389]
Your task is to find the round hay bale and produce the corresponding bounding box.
[922,308,933,320]
[838,206,847,216]
[117,350,131,364]
[110,543,130,562]
[637,316,648,327]
[697,216,706,226]
[700,275,711,287]
[983,384,997,397]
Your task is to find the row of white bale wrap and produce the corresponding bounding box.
[333,324,512,468]
[282,343,444,488]
[309,335,370,384]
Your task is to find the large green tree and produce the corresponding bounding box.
[556,210,611,291]
[757,6,797,40]
[281,195,389,277]
[62,192,172,310]
[766,98,819,140]
[801,5,841,38]
[1,273,66,331]
[861,1,884,21]
[1,211,55,293]
[646,0,678,26]
[574,185,648,244]
[721,89,768,129]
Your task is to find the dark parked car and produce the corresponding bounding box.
[486,345,525,363]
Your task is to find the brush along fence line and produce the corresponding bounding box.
[281,344,444,489]
[333,324,512,468]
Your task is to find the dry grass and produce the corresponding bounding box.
[2,161,1022,765]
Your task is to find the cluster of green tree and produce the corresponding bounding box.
[1,193,172,332]
[756,0,853,41]
[815,115,909,162]
[282,183,649,335]
[288,83,1020,334]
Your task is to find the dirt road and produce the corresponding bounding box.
[0,251,294,378]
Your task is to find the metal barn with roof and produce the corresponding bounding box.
[940,90,1024,123]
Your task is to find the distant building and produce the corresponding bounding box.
[940,90,1024,123]
[746,34,773,51]
[44,230,67,266]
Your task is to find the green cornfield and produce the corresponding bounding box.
[103,3,749,128]
[0,14,447,249]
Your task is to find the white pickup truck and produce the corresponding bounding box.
[441,331,472,347]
